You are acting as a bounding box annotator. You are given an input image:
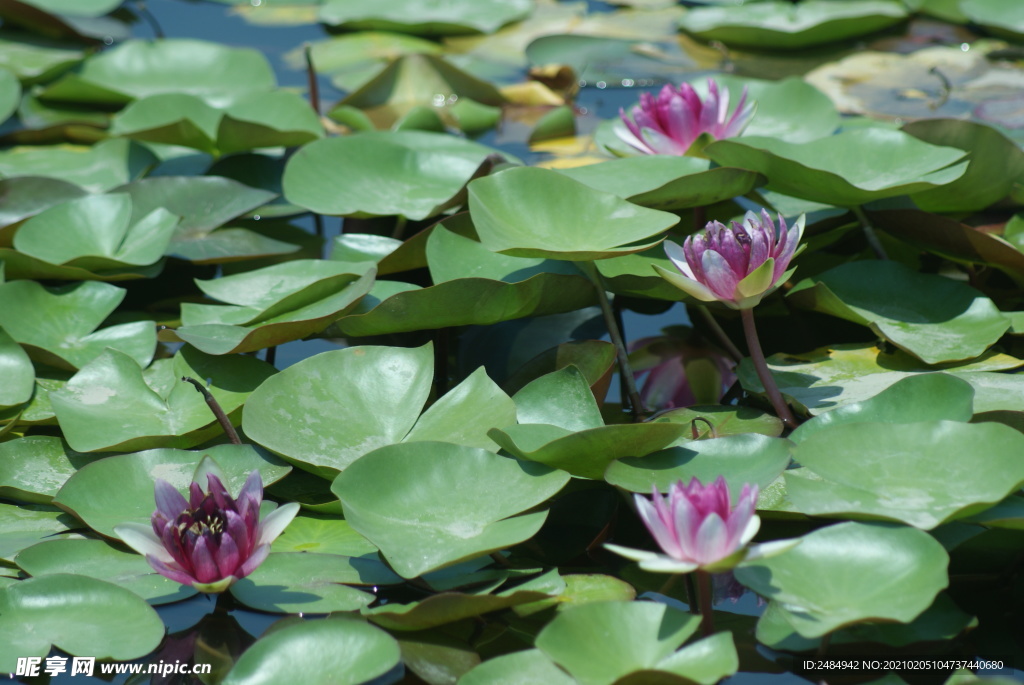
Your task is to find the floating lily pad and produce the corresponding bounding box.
[319,0,532,35]
[14,193,177,272]
[0,176,87,231]
[469,166,678,260]
[651,405,784,439]
[736,522,949,638]
[39,39,276,107]
[244,345,516,476]
[0,436,96,504]
[960,0,1024,41]
[15,538,196,605]
[333,441,569,578]
[271,515,379,558]
[0,328,32,409]
[0,279,155,370]
[0,503,80,562]
[176,261,376,355]
[303,31,443,91]
[706,129,967,207]
[221,617,402,685]
[0,139,157,193]
[902,119,1024,213]
[605,434,792,497]
[17,0,125,16]
[362,583,555,631]
[229,553,378,613]
[788,260,1009,364]
[0,30,84,82]
[460,649,576,685]
[786,421,1024,529]
[50,347,276,452]
[790,373,975,444]
[678,0,908,50]
[284,131,503,221]
[737,343,1023,416]
[714,75,841,144]
[557,156,764,211]
[53,443,290,537]
[536,600,737,685]
[0,574,165,673]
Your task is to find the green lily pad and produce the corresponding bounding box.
[245,345,516,476]
[736,522,949,638]
[0,503,80,562]
[605,434,792,498]
[0,176,87,230]
[221,617,401,685]
[362,584,556,631]
[469,166,678,260]
[111,93,222,154]
[902,118,1024,213]
[0,139,157,193]
[176,261,376,355]
[738,343,1023,416]
[271,515,380,558]
[786,421,1024,529]
[788,260,1009,364]
[0,30,83,82]
[50,347,276,452]
[39,39,276,107]
[651,405,784,439]
[0,436,96,504]
[706,129,967,207]
[594,245,690,301]
[284,131,504,221]
[460,649,577,685]
[15,538,196,605]
[678,0,908,50]
[511,365,604,430]
[790,373,975,444]
[53,443,290,537]
[714,75,841,144]
[303,31,443,91]
[0,279,155,371]
[0,574,164,672]
[17,0,124,15]
[558,156,764,211]
[513,573,637,616]
[333,441,569,578]
[229,553,378,613]
[332,53,505,130]
[960,0,1024,41]
[0,328,32,409]
[536,600,737,685]
[14,193,177,272]
[319,0,532,35]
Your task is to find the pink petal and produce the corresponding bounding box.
[237,543,271,579]
[700,250,740,301]
[147,555,199,587]
[636,493,683,559]
[154,480,188,521]
[190,535,221,584]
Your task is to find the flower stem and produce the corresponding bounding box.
[852,205,887,260]
[304,44,321,117]
[695,305,744,363]
[696,570,715,637]
[577,261,647,420]
[739,308,797,429]
[182,377,242,445]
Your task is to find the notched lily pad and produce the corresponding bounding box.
[334,441,569,578]
[0,139,157,193]
[788,260,1010,364]
[230,553,379,613]
[319,0,533,35]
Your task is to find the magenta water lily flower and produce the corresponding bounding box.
[606,476,795,573]
[617,79,755,156]
[654,210,805,310]
[115,470,299,593]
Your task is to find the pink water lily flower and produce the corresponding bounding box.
[617,79,755,156]
[115,470,299,593]
[655,210,805,310]
[606,476,795,573]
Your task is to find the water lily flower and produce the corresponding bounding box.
[115,470,299,593]
[606,476,795,574]
[617,79,755,156]
[654,210,805,310]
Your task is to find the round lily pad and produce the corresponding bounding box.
[333,441,569,578]
[678,0,908,50]
[468,166,678,260]
[229,553,378,614]
[0,574,165,672]
[735,522,949,638]
[0,328,33,409]
[0,139,157,193]
[319,0,532,35]
[786,420,1024,529]
[705,128,967,207]
[0,436,94,504]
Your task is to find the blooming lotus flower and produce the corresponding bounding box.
[654,210,805,310]
[115,470,299,593]
[606,476,795,573]
[617,79,755,156]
